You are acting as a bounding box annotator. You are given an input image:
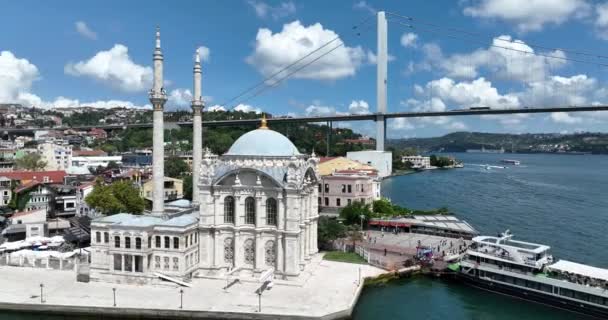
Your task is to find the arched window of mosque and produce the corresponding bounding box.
[265,240,276,266]
[224,196,235,224]
[266,198,277,226]
[245,197,256,224]
[244,239,255,265]
[224,238,234,265]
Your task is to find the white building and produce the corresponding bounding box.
[71,156,122,170]
[89,29,318,285]
[38,142,72,171]
[402,155,431,169]
[346,150,392,178]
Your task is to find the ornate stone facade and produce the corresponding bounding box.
[197,128,320,279]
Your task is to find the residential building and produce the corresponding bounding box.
[71,156,122,169]
[38,142,72,171]
[141,177,184,203]
[402,155,431,169]
[75,182,97,218]
[346,150,392,178]
[317,157,381,216]
[0,176,11,207]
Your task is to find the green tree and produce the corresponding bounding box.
[317,216,347,250]
[339,201,373,226]
[164,156,189,178]
[85,180,144,215]
[106,161,120,170]
[14,153,47,171]
[372,198,395,216]
[183,175,193,201]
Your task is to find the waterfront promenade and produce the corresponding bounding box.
[0,254,384,319]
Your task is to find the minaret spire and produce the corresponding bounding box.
[191,47,204,208]
[150,27,168,217]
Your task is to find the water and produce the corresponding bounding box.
[353,153,608,320]
[2,153,607,319]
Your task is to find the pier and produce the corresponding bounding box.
[0,255,385,319]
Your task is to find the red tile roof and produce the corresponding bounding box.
[11,208,45,218]
[0,171,66,184]
[73,150,107,157]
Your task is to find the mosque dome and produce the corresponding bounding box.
[226,128,301,157]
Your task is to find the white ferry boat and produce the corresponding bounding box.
[500,159,521,165]
[455,230,608,319]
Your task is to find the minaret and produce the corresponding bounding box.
[191,48,204,207]
[149,27,168,217]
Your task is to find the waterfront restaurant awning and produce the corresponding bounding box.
[548,260,608,282]
[368,220,411,228]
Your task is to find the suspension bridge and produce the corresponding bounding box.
[4,11,608,151]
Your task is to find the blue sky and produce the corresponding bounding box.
[2,0,608,137]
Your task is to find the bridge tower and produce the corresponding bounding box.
[149,27,168,217]
[376,11,388,151]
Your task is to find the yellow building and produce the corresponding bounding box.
[318,157,376,176]
[141,177,184,202]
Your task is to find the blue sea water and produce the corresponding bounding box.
[353,153,608,320]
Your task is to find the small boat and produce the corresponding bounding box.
[501,159,521,165]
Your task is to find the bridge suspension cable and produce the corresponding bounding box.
[218,16,375,111]
[386,11,608,61]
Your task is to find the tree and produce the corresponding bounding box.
[14,153,47,171]
[339,201,373,226]
[85,180,144,215]
[317,216,347,250]
[183,175,193,201]
[165,156,189,178]
[106,161,120,170]
[346,225,364,247]
[373,198,397,217]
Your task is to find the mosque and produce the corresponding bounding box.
[89,29,319,284]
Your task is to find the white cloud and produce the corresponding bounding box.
[420,36,566,82]
[463,0,590,32]
[348,100,371,114]
[234,103,262,114]
[305,104,339,116]
[519,74,597,107]
[550,112,583,124]
[75,21,97,40]
[365,50,396,65]
[247,1,296,19]
[64,44,152,92]
[411,77,521,110]
[400,32,418,48]
[0,50,147,110]
[353,1,376,14]
[595,3,608,39]
[0,51,39,104]
[207,105,226,112]
[197,46,211,62]
[168,89,192,108]
[246,21,365,81]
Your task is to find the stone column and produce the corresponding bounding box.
[233,231,240,269]
[191,48,204,207]
[256,193,263,227]
[150,27,168,216]
[235,195,242,227]
[277,194,285,230]
[213,230,221,268]
[254,232,263,271]
[276,234,284,273]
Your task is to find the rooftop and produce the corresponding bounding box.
[94,212,198,228]
[548,260,608,282]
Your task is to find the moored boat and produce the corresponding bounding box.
[454,230,608,319]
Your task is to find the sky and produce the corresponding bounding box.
[2,0,608,138]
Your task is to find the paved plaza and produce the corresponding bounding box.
[0,254,385,319]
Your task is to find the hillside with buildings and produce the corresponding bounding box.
[389,131,608,154]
